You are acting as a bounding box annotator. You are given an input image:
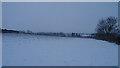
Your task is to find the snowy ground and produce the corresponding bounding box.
[2,33,118,66]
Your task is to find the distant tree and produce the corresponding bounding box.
[72,32,75,37]
[26,30,33,34]
[19,30,26,33]
[0,28,1,33]
[96,16,119,34]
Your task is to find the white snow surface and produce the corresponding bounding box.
[2,33,118,66]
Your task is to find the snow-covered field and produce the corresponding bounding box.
[2,33,118,66]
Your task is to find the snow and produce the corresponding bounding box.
[2,33,118,66]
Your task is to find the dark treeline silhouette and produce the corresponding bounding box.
[93,33,120,45]
[1,16,120,46]
[95,16,120,45]
[1,28,120,45]
[1,28,93,38]
[1,29,19,33]
[21,30,83,38]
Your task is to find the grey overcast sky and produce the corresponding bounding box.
[2,2,118,33]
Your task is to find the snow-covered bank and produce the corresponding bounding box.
[2,33,118,66]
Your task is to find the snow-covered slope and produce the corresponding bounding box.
[2,33,118,66]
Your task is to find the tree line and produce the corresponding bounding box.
[95,16,120,45]
[1,16,120,45]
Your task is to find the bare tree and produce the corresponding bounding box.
[96,16,119,34]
